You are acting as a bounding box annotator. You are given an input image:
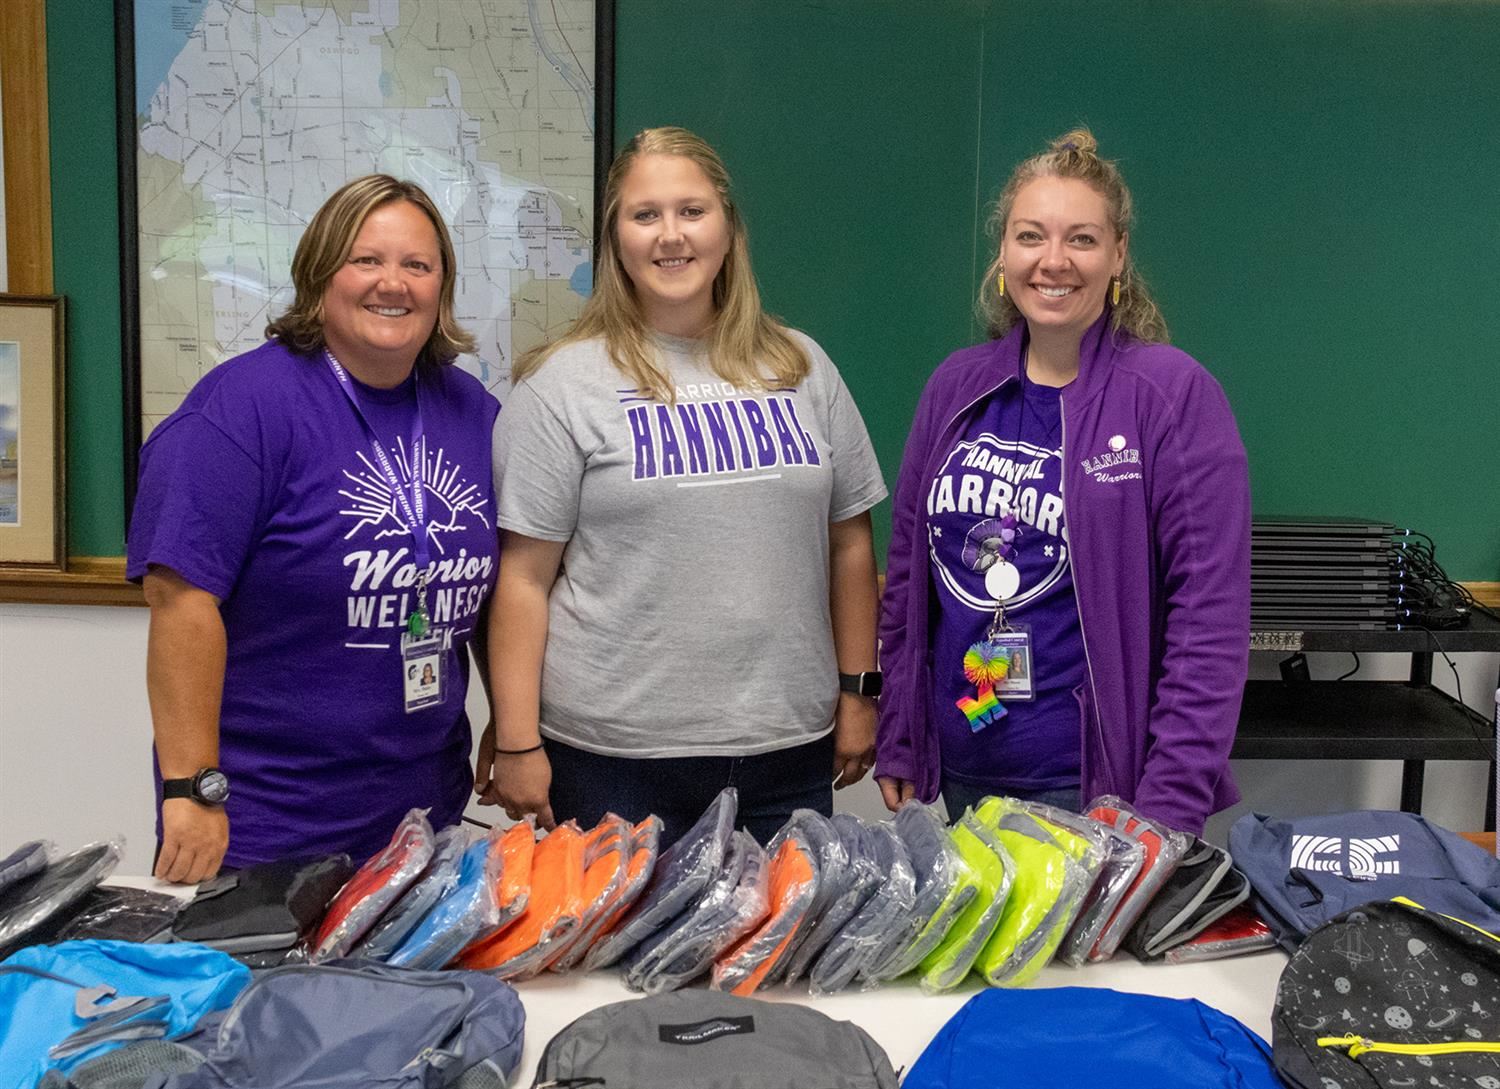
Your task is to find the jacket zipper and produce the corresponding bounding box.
[1318,1034,1500,1059]
[1057,393,1112,792]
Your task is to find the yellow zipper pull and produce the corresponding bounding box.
[1316,1034,1370,1053]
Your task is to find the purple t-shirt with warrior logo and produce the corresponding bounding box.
[927,375,1086,792]
[127,339,500,866]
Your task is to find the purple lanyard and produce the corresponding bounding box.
[325,349,432,575]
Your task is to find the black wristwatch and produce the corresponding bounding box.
[838,671,883,698]
[162,767,231,807]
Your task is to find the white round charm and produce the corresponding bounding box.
[985,559,1021,601]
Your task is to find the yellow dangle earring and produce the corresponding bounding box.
[1111,276,1121,306]
[997,267,1006,298]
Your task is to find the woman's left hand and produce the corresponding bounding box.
[831,691,877,789]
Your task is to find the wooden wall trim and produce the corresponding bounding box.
[1465,582,1500,609]
[0,557,141,606]
[1,0,53,293]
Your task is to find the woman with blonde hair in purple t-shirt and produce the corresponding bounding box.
[129,175,499,881]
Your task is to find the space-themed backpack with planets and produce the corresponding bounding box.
[1272,896,1500,1089]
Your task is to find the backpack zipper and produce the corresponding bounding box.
[1318,1034,1500,1059]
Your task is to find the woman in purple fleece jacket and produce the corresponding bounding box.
[875,130,1250,836]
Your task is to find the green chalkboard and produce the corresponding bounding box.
[976,1,1500,579]
[45,0,1500,577]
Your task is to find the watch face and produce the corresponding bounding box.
[195,769,230,805]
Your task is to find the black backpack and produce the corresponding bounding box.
[1272,897,1500,1088]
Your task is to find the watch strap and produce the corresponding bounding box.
[838,671,883,698]
[161,778,194,800]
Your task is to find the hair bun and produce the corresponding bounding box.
[1051,128,1099,156]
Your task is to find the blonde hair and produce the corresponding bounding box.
[511,127,808,400]
[980,129,1168,344]
[266,174,476,366]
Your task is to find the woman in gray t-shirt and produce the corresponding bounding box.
[478,127,887,845]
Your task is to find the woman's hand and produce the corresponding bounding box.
[143,566,230,884]
[156,800,229,884]
[876,774,916,812]
[831,692,877,789]
[475,742,556,830]
[485,531,566,830]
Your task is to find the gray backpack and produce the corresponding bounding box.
[48,962,524,1089]
[532,990,898,1088]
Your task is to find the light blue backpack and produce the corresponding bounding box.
[0,939,250,1089]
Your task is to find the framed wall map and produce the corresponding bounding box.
[118,0,613,510]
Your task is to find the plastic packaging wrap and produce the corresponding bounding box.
[624,830,769,994]
[918,815,1015,993]
[1083,795,1190,960]
[357,825,468,960]
[0,840,50,895]
[172,855,355,956]
[1057,823,1146,966]
[972,799,1095,987]
[809,822,917,995]
[783,814,883,986]
[552,816,661,972]
[388,832,502,969]
[310,809,435,962]
[531,815,630,972]
[862,803,977,983]
[1162,903,1276,963]
[460,822,587,979]
[711,830,820,995]
[1123,841,1247,961]
[759,810,848,985]
[26,885,180,945]
[0,839,122,955]
[583,789,736,971]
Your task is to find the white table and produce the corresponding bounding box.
[110,877,1288,1084]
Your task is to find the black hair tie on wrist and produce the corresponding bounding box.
[494,741,545,755]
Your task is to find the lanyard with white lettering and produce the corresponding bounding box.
[325,349,433,635]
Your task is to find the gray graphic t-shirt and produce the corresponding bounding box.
[493,331,887,757]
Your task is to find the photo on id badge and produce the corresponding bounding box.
[402,633,445,712]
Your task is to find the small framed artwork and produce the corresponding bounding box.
[0,293,66,572]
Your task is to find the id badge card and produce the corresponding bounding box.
[990,627,1035,701]
[401,629,447,713]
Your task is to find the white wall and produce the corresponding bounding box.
[0,602,1493,875]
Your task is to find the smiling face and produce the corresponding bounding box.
[321,199,443,385]
[1001,176,1127,343]
[614,153,732,337]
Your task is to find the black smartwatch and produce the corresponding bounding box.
[838,671,883,698]
[162,767,231,807]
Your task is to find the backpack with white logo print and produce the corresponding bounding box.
[1272,897,1500,1089]
[531,990,898,1088]
[1230,810,1500,948]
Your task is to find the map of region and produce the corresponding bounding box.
[135,0,596,434]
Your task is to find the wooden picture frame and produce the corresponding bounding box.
[0,292,65,571]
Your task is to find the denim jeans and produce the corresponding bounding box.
[546,731,835,848]
[939,777,1082,822]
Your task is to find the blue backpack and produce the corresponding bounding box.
[904,987,1283,1089]
[0,940,250,1089]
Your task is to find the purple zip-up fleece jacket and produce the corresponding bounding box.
[876,312,1250,835]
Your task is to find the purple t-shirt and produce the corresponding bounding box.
[127,340,500,866]
[927,375,1085,791]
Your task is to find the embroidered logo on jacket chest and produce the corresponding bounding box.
[1079,433,1143,484]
